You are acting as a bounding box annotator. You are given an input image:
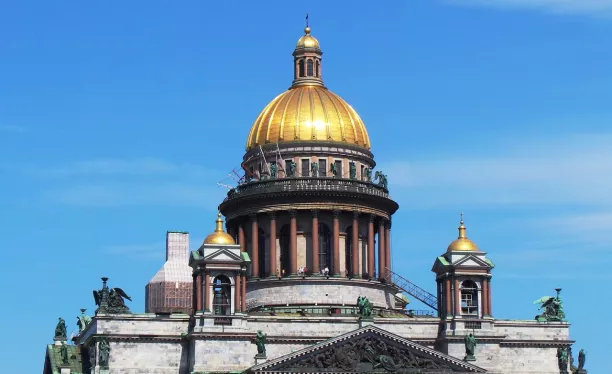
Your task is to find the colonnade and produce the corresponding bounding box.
[229,209,392,280]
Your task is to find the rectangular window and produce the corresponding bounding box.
[319,159,327,177]
[360,165,364,180]
[301,159,310,177]
[334,160,343,178]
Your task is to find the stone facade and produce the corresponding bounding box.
[72,313,572,374]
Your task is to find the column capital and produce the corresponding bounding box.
[267,211,277,220]
[311,209,319,218]
[352,211,360,219]
[332,209,341,218]
[249,213,258,222]
[369,214,376,223]
[387,220,392,230]
[288,209,298,218]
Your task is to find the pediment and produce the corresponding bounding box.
[204,248,242,262]
[248,326,485,373]
[453,254,490,268]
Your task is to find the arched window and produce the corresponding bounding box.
[319,223,332,274]
[212,275,232,315]
[258,228,266,277]
[307,60,314,77]
[461,280,479,315]
[316,60,320,77]
[345,225,352,276]
[279,225,290,277]
[298,60,305,77]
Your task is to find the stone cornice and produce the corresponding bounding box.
[500,339,575,347]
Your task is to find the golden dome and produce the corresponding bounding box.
[246,85,371,151]
[447,214,479,252]
[203,213,236,245]
[296,27,320,49]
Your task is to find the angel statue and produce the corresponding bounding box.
[77,308,92,333]
[93,277,132,314]
[534,288,565,322]
[374,171,388,190]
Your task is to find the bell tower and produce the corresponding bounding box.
[432,214,495,322]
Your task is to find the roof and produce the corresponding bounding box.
[44,343,85,374]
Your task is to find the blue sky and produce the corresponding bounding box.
[1,0,609,371]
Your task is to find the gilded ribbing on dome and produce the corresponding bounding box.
[245,85,371,151]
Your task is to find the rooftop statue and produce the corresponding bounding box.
[363,167,372,182]
[270,163,277,178]
[578,349,586,372]
[330,162,338,177]
[464,334,477,361]
[255,330,268,357]
[99,338,110,368]
[349,161,357,179]
[287,160,297,177]
[534,288,565,322]
[93,277,132,315]
[77,308,92,333]
[310,161,318,177]
[557,347,569,372]
[59,342,69,364]
[54,317,67,339]
[374,171,388,190]
[357,296,373,318]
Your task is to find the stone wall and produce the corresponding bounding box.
[246,278,397,308]
[105,340,188,374]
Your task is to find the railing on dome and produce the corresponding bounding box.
[246,302,436,318]
[223,177,390,202]
[384,268,439,312]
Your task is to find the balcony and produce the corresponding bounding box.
[223,177,390,202]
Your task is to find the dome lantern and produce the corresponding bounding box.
[292,14,324,88]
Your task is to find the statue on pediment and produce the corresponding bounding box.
[93,277,132,315]
[54,317,67,339]
[255,330,268,357]
[357,296,373,318]
[59,342,69,364]
[76,308,92,333]
[464,334,477,361]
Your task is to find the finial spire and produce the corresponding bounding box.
[306,13,309,28]
[458,212,467,239]
[215,212,224,232]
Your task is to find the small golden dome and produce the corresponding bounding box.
[296,27,320,49]
[447,213,479,252]
[203,213,235,245]
[246,85,370,151]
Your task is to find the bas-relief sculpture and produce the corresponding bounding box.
[93,277,132,315]
[287,335,457,373]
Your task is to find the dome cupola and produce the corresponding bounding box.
[203,213,235,245]
[446,213,479,252]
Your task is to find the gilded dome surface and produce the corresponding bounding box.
[245,85,371,151]
[446,215,479,252]
[296,27,320,49]
[203,213,235,245]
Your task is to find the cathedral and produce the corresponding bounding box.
[43,24,586,374]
